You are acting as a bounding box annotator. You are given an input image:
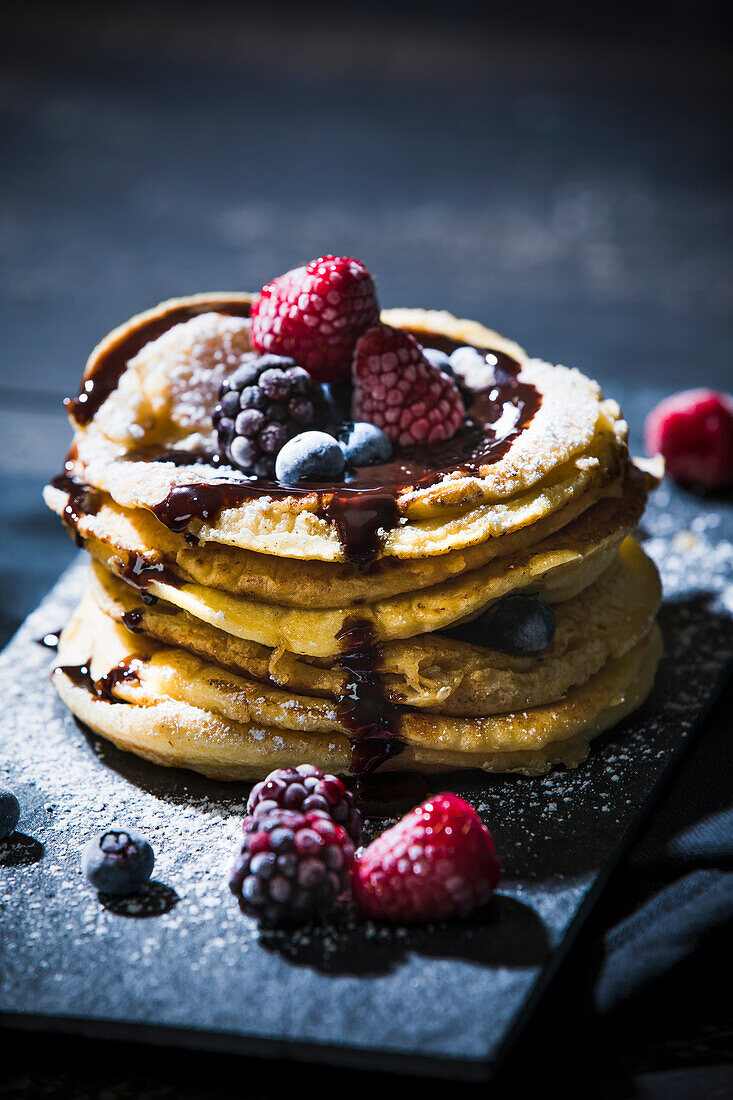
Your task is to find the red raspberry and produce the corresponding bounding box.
[353,792,501,922]
[644,388,733,489]
[351,326,465,446]
[250,256,380,383]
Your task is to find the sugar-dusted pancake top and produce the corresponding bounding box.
[61,294,629,563]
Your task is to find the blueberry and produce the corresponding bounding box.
[0,784,20,840]
[82,828,155,896]
[454,594,556,655]
[275,431,346,484]
[338,422,393,467]
[423,348,454,375]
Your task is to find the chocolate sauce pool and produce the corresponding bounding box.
[143,346,540,569]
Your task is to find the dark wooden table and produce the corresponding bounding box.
[1,4,731,1096]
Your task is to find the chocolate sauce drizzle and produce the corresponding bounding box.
[336,618,404,776]
[54,659,141,701]
[121,608,143,633]
[49,471,99,544]
[66,300,252,426]
[118,551,178,592]
[142,341,539,568]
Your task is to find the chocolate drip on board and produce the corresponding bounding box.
[351,771,432,820]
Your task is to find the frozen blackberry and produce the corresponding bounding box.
[213,353,326,477]
[247,764,362,844]
[229,808,355,926]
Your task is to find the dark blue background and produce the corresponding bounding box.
[1,2,731,1096]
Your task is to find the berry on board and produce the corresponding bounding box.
[644,388,733,490]
[247,764,362,845]
[0,784,20,840]
[353,792,501,922]
[352,325,465,446]
[251,256,380,383]
[82,828,155,896]
[230,807,355,926]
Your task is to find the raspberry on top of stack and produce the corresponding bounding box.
[45,255,662,782]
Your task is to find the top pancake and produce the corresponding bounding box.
[62,295,630,563]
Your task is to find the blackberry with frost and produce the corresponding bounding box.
[229,808,355,926]
[213,353,326,477]
[248,764,362,844]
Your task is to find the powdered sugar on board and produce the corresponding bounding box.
[0,481,731,1074]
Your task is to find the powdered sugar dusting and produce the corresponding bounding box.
[94,312,252,447]
[0,479,731,1059]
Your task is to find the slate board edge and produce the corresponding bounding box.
[492,652,733,1084]
[0,1011,497,1083]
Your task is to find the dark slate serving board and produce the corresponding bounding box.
[1,483,732,1081]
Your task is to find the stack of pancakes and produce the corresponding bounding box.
[45,295,662,780]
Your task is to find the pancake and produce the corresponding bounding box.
[43,459,635,607]
[86,535,660,720]
[64,295,630,565]
[47,285,661,782]
[68,405,627,564]
[50,607,655,778]
[88,536,661,717]
[46,474,646,657]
